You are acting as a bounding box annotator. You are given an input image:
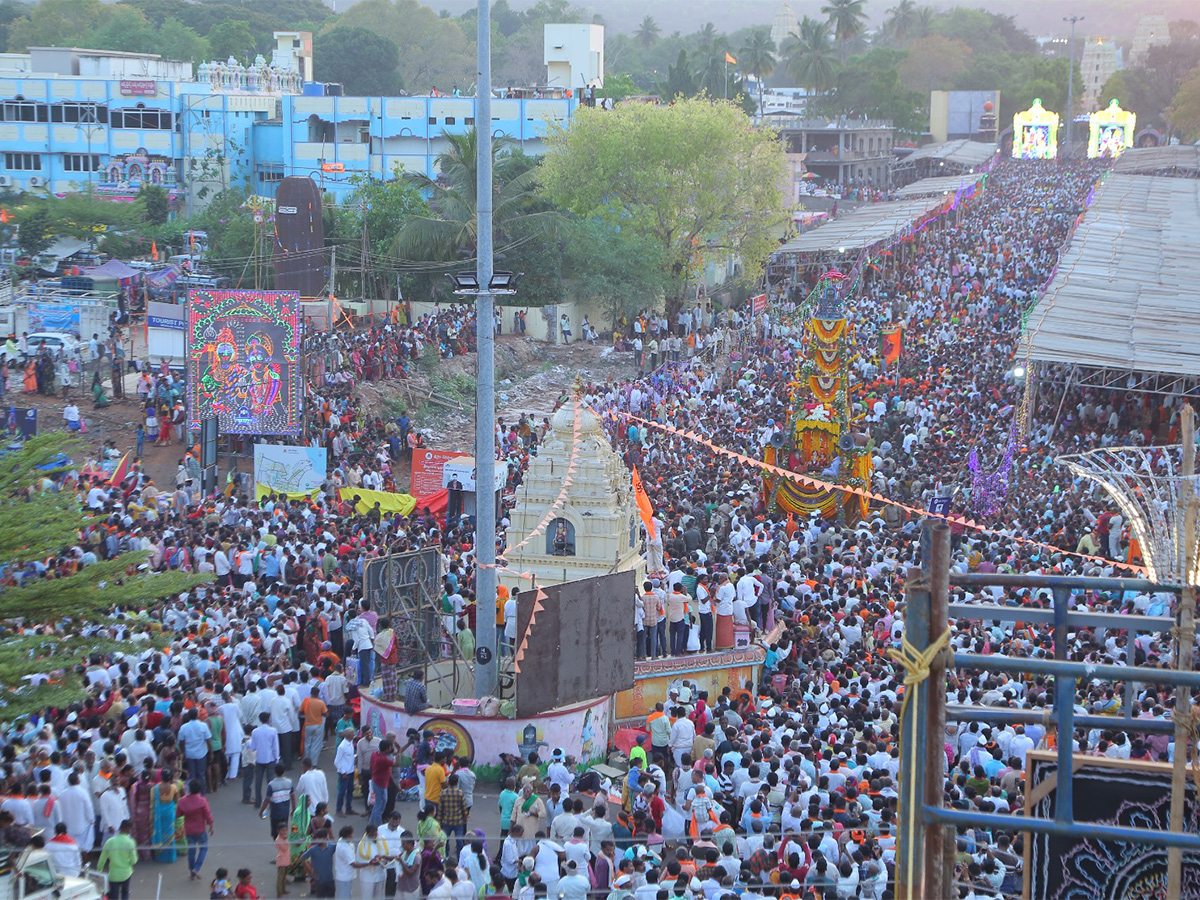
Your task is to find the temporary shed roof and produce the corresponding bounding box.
[894,172,985,199]
[1111,145,1200,175]
[1019,175,1200,376]
[775,195,948,255]
[895,140,997,170]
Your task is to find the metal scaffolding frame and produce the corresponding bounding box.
[1034,362,1200,398]
[896,521,1200,899]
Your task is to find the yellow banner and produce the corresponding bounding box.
[338,487,417,517]
[256,482,321,501]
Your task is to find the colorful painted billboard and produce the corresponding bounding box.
[186,289,302,436]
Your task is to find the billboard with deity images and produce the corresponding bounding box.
[186,289,302,436]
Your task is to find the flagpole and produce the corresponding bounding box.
[724,60,728,100]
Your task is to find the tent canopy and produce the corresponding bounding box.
[1112,145,1200,175]
[1019,175,1200,377]
[895,139,997,171]
[82,259,140,280]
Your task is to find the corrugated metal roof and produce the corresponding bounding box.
[775,195,948,254]
[1020,175,1200,376]
[894,172,985,199]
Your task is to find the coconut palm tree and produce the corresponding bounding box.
[885,0,919,40]
[739,28,777,114]
[390,128,556,264]
[696,22,718,54]
[821,0,867,61]
[784,17,838,96]
[635,15,660,50]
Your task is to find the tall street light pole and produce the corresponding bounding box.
[1063,15,1083,159]
[473,0,499,699]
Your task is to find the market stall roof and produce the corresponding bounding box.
[893,172,985,199]
[1019,175,1200,376]
[775,195,948,255]
[82,259,139,280]
[1111,145,1200,175]
[894,139,997,170]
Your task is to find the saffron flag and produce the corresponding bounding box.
[631,464,657,541]
[725,52,737,65]
[881,325,903,365]
[150,240,158,261]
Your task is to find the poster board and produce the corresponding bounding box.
[186,289,302,435]
[253,443,327,499]
[1024,750,1200,899]
[411,448,467,496]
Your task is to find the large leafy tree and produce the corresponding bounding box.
[1168,63,1200,140]
[564,219,667,329]
[540,98,789,319]
[332,0,473,95]
[0,436,208,717]
[207,19,256,63]
[784,17,839,95]
[314,26,403,96]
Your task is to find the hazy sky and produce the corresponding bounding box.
[425,0,1195,41]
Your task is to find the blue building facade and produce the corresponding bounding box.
[0,60,578,212]
[251,93,577,201]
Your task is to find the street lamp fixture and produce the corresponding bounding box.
[447,271,521,295]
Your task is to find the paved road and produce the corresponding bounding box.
[120,752,505,900]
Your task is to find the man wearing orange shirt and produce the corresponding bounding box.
[423,750,448,815]
[299,685,328,764]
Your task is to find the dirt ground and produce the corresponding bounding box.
[10,333,640,493]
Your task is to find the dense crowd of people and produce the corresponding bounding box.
[0,157,1188,900]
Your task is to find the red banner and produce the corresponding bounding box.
[749,293,767,315]
[410,449,466,496]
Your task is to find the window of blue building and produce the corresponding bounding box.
[4,153,42,170]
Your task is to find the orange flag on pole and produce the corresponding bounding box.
[631,464,657,542]
[725,52,737,65]
[150,240,159,261]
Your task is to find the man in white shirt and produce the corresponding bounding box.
[296,757,329,814]
[335,727,357,817]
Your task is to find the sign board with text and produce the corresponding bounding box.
[410,449,467,496]
[119,80,156,96]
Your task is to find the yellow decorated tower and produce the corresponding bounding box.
[763,270,872,522]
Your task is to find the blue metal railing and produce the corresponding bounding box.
[898,521,1200,898]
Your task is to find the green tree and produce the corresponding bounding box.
[140,184,170,226]
[1167,63,1200,140]
[0,435,208,717]
[0,0,24,52]
[659,49,698,99]
[314,27,403,96]
[636,15,660,50]
[332,0,473,95]
[818,48,925,133]
[6,0,107,50]
[564,219,667,329]
[391,130,557,268]
[784,17,838,95]
[344,171,429,269]
[90,5,156,54]
[822,0,867,61]
[883,0,920,42]
[540,98,788,319]
[599,72,638,101]
[207,19,256,63]
[39,191,146,243]
[15,205,52,258]
[157,17,210,63]
[898,36,974,92]
[740,28,777,114]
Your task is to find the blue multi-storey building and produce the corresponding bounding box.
[0,38,578,214]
